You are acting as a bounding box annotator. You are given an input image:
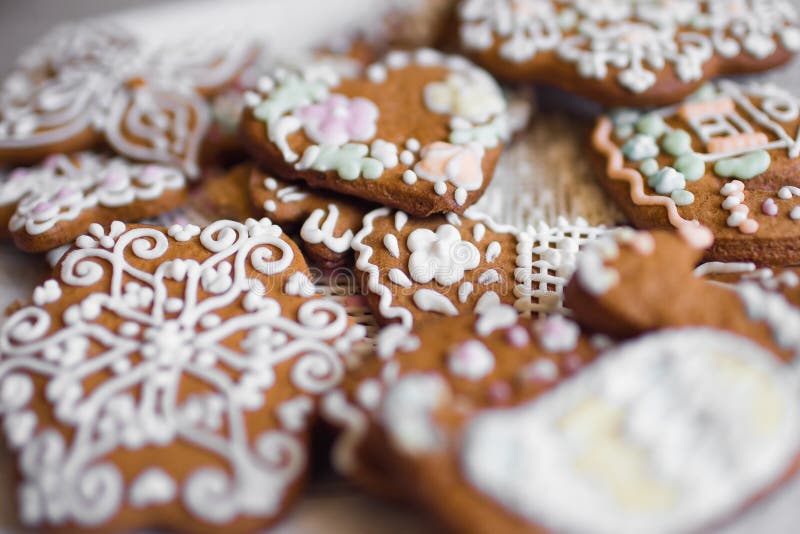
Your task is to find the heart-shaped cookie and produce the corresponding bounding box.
[239,48,511,217]
[456,0,800,107]
[592,80,800,264]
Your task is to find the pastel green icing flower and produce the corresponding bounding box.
[674,153,705,181]
[622,134,659,161]
[253,73,329,124]
[662,130,692,156]
[648,167,686,195]
[713,150,771,180]
[308,143,383,180]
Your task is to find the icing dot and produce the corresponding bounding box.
[506,325,530,348]
[400,150,414,166]
[487,381,512,404]
[367,64,387,83]
[402,169,418,185]
[674,153,705,182]
[639,158,659,176]
[455,187,467,206]
[778,187,793,200]
[648,167,686,195]
[434,181,447,195]
[662,130,693,156]
[762,198,778,216]
[635,113,666,138]
[519,359,559,384]
[406,138,420,152]
[739,219,759,234]
[671,189,695,206]
[448,340,495,381]
[622,134,659,161]
[714,150,770,180]
[264,177,278,191]
[791,207,800,221]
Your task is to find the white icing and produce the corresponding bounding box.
[0,219,363,527]
[462,328,800,534]
[448,340,495,380]
[413,289,459,316]
[381,374,450,454]
[299,205,354,254]
[475,304,518,336]
[407,224,480,286]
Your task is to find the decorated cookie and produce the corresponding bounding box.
[1,23,211,175]
[592,80,800,264]
[250,166,370,268]
[0,152,186,253]
[193,164,256,223]
[456,0,800,107]
[324,308,800,533]
[353,207,605,326]
[565,228,800,362]
[0,218,364,533]
[240,48,510,217]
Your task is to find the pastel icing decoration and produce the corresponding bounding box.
[456,0,800,106]
[0,152,186,253]
[240,48,509,217]
[592,79,800,264]
[713,150,771,180]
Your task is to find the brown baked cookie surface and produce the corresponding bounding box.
[352,207,605,326]
[239,48,510,217]
[591,80,800,264]
[0,153,187,253]
[456,0,800,107]
[565,228,800,361]
[323,308,800,534]
[0,219,364,533]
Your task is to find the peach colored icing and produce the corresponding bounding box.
[592,117,715,249]
[708,132,769,153]
[678,97,735,122]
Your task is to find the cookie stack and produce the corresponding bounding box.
[0,1,799,533]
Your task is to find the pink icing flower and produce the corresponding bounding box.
[296,94,378,146]
[414,142,484,191]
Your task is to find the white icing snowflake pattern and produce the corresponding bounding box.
[0,219,362,529]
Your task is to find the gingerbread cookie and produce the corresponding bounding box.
[0,218,364,533]
[0,152,186,253]
[592,80,800,264]
[192,164,256,223]
[324,308,800,534]
[250,166,369,268]
[565,228,800,361]
[456,0,800,107]
[240,48,510,217]
[1,22,211,175]
[353,207,605,326]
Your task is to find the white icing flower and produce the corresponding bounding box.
[407,224,480,286]
[424,71,506,123]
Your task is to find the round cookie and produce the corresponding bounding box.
[592,80,800,264]
[564,228,800,361]
[324,309,800,533]
[456,0,800,107]
[353,207,605,326]
[239,48,510,217]
[0,218,365,533]
[1,152,187,253]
